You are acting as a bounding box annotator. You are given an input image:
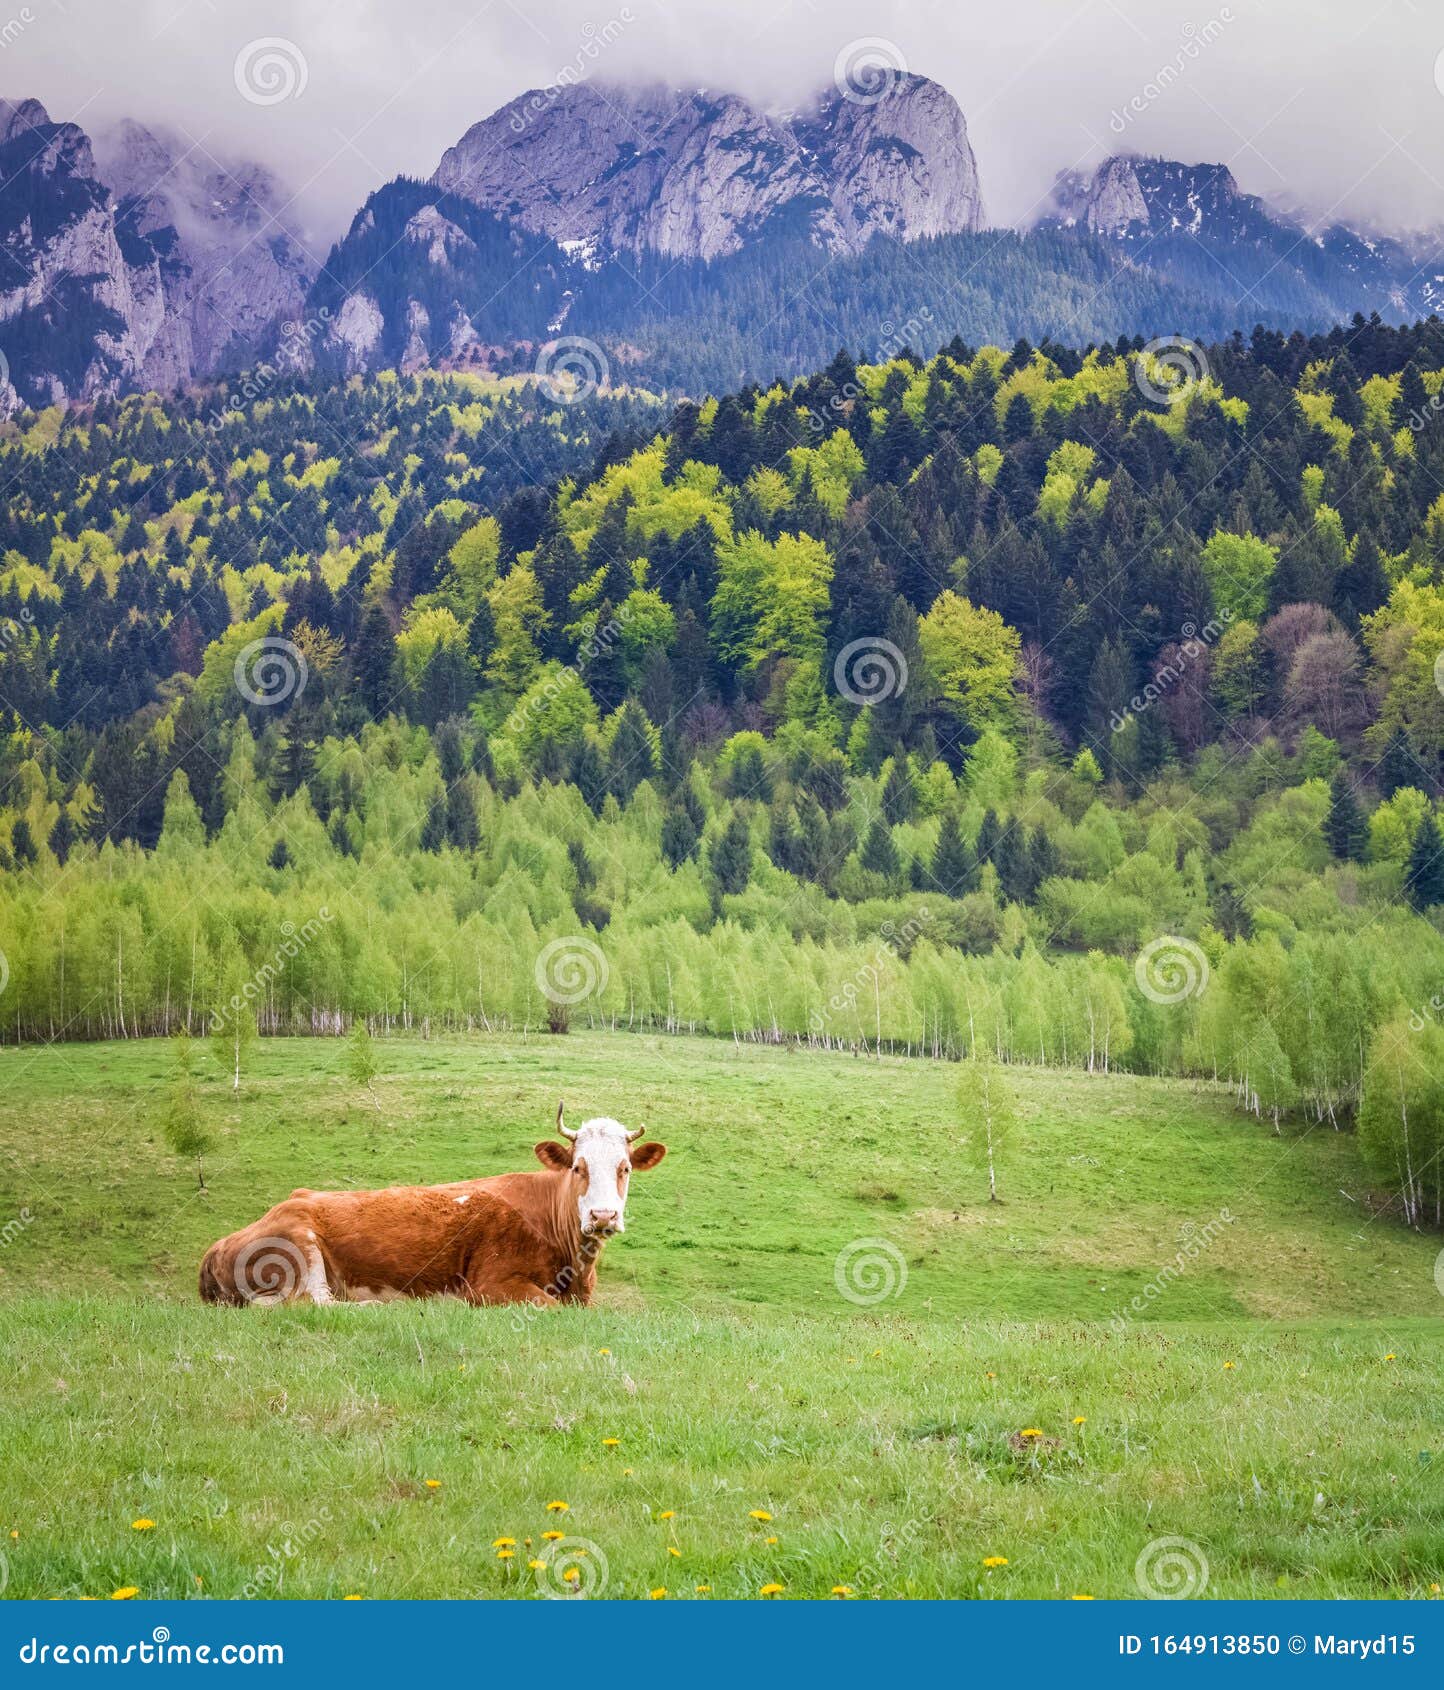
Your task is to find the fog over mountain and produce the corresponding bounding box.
[8,0,1444,247]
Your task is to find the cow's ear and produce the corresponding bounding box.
[535,1140,573,1171]
[631,1141,667,1171]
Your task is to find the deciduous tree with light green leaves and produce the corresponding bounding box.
[958,1047,1017,1203]
[164,1031,212,1192]
[348,1019,381,1109]
[711,530,833,671]
[917,592,1021,733]
[1201,531,1277,621]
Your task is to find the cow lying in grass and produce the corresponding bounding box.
[198,1104,666,1308]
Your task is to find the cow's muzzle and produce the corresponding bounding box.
[584,1210,620,1237]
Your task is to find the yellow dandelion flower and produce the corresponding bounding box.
[193,1576,203,1589]
[1072,1416,1087,1425]
[871,1349,882,1358]
[528,1559,545,1571]
[1431,1583,1440,1595]
[982,1556,1009,1568]
[563,1568,580,1583]
[1069,1593,1095,1600]
[1019,1429,1043,1439]
[492,1536,517,1548]
[831,1585,853,1597]
[760,1582,785,1597]
[1223,1361,1236,1370]
[649,1587,667,1600]
[695,1583,712,1594]
[425,1479,441,1490]
[111,1587,139,1601]
[343,1594,364,1601]
[985,1371,996,1380]
[130,1519,155,1531]
[496,1549,515,1561]
[8,1531,16,1540]
[748,1510,772,1522]
[622,1468,634,1476]
[542,1530,565,1541]
[598,1348,611,1356]
[602,1438,620,1447]
[657,1509,677,1520]
[1384,1353,1396,1361]
[546,1501,569,1513]
[667,1547,681,1559]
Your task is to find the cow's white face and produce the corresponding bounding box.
[535,1114,667,1238]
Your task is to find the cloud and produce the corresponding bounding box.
[8,0,1444,249]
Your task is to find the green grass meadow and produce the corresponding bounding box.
[0,1031,1440,1601]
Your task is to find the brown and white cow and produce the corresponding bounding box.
[198,1104,666,1308]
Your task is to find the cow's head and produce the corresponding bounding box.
[535,1102,666,1238]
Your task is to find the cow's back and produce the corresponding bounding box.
[198,1178,563,1305]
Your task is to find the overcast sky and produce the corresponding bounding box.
[8,0,1443,252]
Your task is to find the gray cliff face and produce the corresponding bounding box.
[93,118,317,377]
[433,74,984,260]
[0,100,156,408]
[793,75,986,244]
[0,101,316,412]
[1050,156,1247,238]
[1072,156,1151,234]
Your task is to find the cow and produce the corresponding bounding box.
[198,1103,666,1308]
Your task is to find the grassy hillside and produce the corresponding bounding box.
[0,1032,1439,1601]
[0,1031,1435,1318]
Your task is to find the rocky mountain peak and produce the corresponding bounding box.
[0,96,52,142]
[432,72,983,262]
[792,72,985,243]
[91,116,316,376]
[1051,155,1244,238]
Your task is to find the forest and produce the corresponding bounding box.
[1,317,1443,1225]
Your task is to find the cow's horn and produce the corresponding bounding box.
[626,1126,645,1142]
[557,1100,577,1141]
